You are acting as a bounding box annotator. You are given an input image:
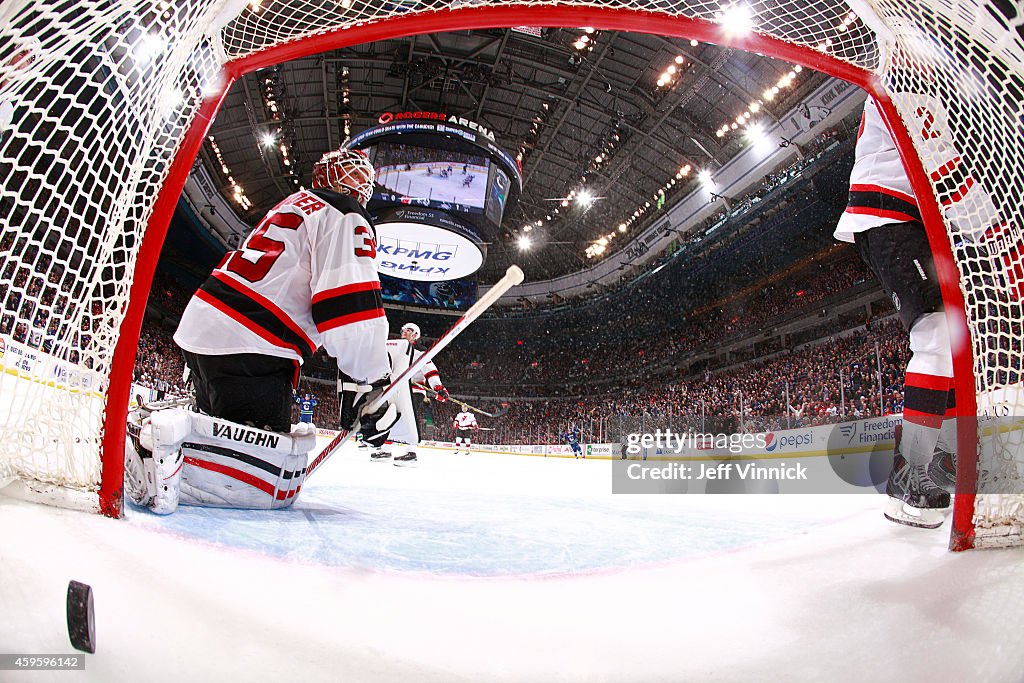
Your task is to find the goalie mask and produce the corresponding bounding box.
[311,148,375,205]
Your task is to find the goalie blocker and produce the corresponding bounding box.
[125,407,316,513]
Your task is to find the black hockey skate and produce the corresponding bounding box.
[370,450,391,462]
[928,449,957,492]
[884,452,951,529]
[393,452,417,467]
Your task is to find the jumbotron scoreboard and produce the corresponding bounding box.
[345,112,522,298]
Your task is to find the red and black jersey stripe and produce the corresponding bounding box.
[312,280,385,332]
[197,272,317,360]
[903,372,952,428]
[845,184,921,224]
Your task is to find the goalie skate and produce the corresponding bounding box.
[393,452,417,467]
[928,449,957,492]
[884,452,950,529]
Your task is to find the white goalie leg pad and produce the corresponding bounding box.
[124,409,151,508]
[131,409,190,515]
[389,388,419,445]
[178,414,316,509]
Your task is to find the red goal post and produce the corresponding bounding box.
[0,0,1020,549]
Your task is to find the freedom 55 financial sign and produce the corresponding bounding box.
[372,207,485,281]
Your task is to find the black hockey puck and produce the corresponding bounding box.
[66,580,95,654]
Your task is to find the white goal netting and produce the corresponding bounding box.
[0,0,1021,547]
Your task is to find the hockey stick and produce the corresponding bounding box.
[137,394,194,413]
[412,383,508,418]
[306,265,525,476]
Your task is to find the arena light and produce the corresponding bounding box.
[720,4,754,38]
[656,56,686,89]
[572,28,597,53]
[209,136,253,210]
[261,132,275,147]
[744,122,765,143]
[517,236,532,250]
[134,32,166,66]
[576,189,594,207]
[699,169,713,185]
[720,63,799,140]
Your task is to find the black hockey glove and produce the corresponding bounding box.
[358,400,400,449]
[338,374,399,448]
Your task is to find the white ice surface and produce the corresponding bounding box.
[2,443,1023,682]
[378,164,488,208]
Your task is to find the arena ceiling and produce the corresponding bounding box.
[198,27,834,283]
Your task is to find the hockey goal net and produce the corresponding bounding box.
[0,0,1021,548]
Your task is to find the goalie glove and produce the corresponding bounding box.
[434,386,450,403]
[338,374,400,448]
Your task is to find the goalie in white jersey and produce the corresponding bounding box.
[369,322,449,466]
[452,409,479,455]
[124,147,398,514]
[835,94,1000,529]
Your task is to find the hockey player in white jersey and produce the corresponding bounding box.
[125,147,398,513]
[834,94,999,528]
[452,409,479,455]
[369,322,449,466]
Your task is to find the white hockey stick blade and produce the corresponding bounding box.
[306,265,525,477]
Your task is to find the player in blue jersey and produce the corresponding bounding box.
[295,392,319,424]
[561,425,583,458]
